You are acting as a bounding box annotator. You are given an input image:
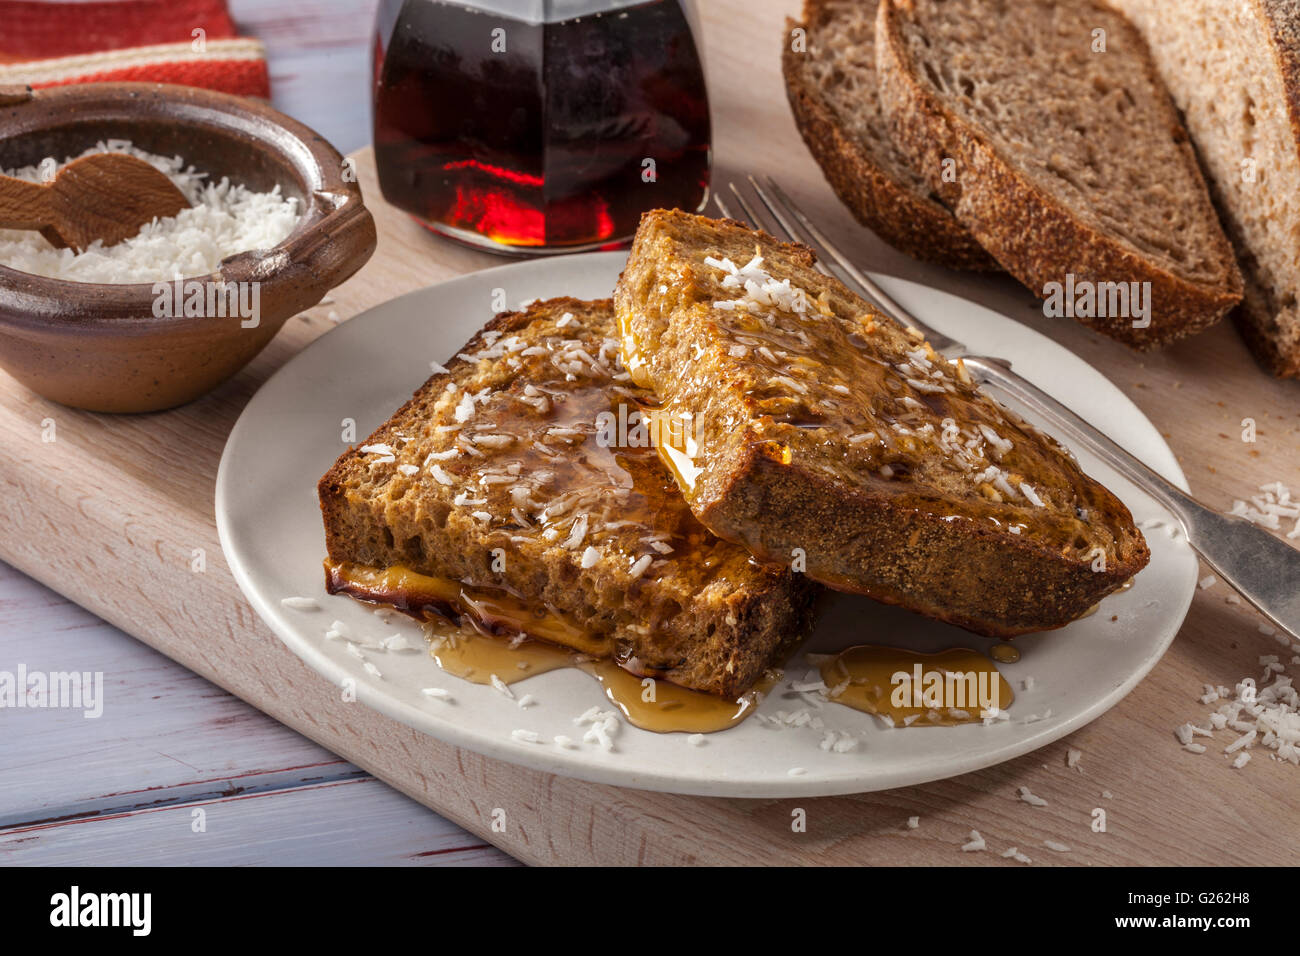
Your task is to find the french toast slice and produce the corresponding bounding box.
[613,210,1150,636]
[317,297,816,698]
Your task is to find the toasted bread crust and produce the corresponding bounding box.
[703,447,1141,636]
[874,0,1243,350]
[781,2,997,270]
[318,298,816,697]
[614,209,1150,637]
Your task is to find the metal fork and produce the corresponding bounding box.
[718,175,1300,640]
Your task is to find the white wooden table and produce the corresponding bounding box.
[0,0,513,867]
[7,0,1298,867]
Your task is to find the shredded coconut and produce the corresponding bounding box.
[1227,480,1300,538]
[1018,785,1048,807]
[0,140,300,282]
[1179,643,1300,768]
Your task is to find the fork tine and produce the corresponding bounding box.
[754,176,947,346]
[743,174,803,245]
[751,176,888,300]
[717,186,793,249]
[712,190,740,223]
[726,181,771,234]
[741,176,834,281]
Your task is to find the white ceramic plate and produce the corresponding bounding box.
[216,251,1197,797]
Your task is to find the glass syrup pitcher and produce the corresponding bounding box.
[372,0,712,255]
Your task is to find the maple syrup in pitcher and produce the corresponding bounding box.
[372,0,711,253]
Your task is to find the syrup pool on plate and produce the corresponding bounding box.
[814,645,1015,727]
[426,618,772,734]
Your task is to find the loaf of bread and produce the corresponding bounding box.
[614,209,1150,637]
[318,297,816,697]
[1109,0,1300,377]
[875,0,1243,349]
[781,0,997,270]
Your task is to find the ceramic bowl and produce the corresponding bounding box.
[0,82,376,412]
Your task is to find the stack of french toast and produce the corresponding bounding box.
[318,210,1149,698]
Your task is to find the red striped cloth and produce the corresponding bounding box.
[0,0,270,98]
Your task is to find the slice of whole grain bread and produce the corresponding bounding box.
[615,210,1150,638]
[1110,0,1300,377]
[781,0,997,270]
[317,297,816,697]
[875,0,1243,349]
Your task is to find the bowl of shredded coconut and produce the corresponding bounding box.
[0,83,376,412]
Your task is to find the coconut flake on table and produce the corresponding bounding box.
[1177,632,1300,768]
[1227,480,1300,539]
[1017,785,1048,807]
[0,139,301,283]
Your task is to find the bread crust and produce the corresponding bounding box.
[1233,271,1300,378]
[781,1,998,270]
[875,0,1243,350]
[318,298,817,697]
[701,440,1144,638]
[1230,0,1300,377]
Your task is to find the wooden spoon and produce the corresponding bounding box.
[0,152,190,252]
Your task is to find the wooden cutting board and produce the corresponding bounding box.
[3,0,1298,865]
